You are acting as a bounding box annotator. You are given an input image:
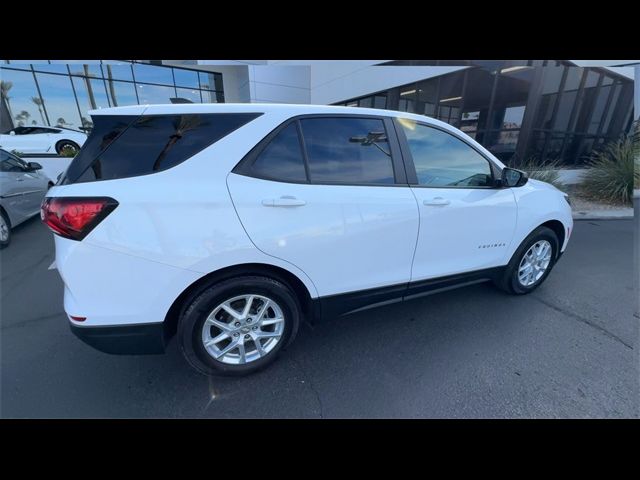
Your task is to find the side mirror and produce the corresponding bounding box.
[27,162,43,171]
[9,131,16,136]
[501,167,528,188]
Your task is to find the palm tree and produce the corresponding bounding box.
[83,65,97,110]
[1,80,14,122]
[31,97,46,124]
[19,110,31,125]
[152,115,203,171]
[14,112,25,126]
[105,64,118,107]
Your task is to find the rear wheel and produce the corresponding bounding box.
[494,226,559,295]
[55,140,80,155]
[0,210,10,249]
[178,276,300,376]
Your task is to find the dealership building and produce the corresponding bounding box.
[1,59,636,166]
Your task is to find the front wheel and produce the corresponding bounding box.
[178,276,301,376]
[0,210,10,249]
[494,226,559,295]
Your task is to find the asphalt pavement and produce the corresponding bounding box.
[1,216,638,418]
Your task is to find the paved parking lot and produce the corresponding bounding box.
[1,216,638,418]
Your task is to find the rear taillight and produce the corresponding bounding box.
[41,197,118,241]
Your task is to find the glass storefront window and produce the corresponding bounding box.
[68,64,103,78]
[175,88,201,103]
[437,75,463,125]
[0,68,43,130]
[135,84,175,104]
[563,68,583,92]
[133,63,173,85]
[173,68,199,88]
[102,64,134,82]
[201,90,222,103]
[199,72,219,91]
[35,72,81,127]
[553,90,577,131]
[32,64,70,74]
[105,80,138,108]
[72,76,111,128]
[373,95,387,109]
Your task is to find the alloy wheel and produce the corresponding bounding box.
[0,215,8,242]
[201,294,285,365]
[517,240,552,287]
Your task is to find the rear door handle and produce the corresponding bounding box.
[423,197,450,206]
[262,196,306,207]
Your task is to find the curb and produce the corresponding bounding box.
[573,216,634,221]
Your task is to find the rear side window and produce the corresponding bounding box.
[62,113,261,184]
[299,117,395,184]
[251,123,306,182]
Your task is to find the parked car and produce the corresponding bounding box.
[1,148,50,248]
[0,125,87,155]
[42,104,573,376]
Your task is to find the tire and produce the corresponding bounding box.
[494,226,559,295]
[178,275,301,376]
[0,209,11,249]
[55,140,80,155]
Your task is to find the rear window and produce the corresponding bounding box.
[62,113,262,184]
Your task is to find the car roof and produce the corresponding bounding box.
[89,102,460,135]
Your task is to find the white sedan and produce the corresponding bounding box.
[0,125,87,155]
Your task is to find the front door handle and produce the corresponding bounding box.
[423,197,450,206]
[262,196,307,207]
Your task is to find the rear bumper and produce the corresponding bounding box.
[70,322,166,355]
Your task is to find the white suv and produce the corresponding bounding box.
[42,104,573,376]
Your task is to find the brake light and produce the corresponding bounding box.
[41,197,118,240]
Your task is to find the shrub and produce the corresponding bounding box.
[59,146,78,158]
[517,157,564,190]
[580,125,639,205]
[10,149,24,157]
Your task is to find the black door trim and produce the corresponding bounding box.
[314,266,504,321]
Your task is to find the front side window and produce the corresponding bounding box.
[299,117,395,184]
[399,119,493,188]
[0,152,27,172]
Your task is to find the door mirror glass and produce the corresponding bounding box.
[501,167,527,187]
[27,162,43,171]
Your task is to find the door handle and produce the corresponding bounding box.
[423,197,450,206]
[16,178,25,182]
[262,196,306,207]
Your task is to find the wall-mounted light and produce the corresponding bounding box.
[439,96,462,103]
[500,66,532,74]
[400,89,417,96]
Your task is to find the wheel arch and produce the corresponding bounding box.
[0,204,13,228]
[163,263,315,341]
[539,219,566,256]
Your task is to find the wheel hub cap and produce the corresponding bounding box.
[201,294,285,365]
[518,240,552,287]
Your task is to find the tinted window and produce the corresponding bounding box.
[251,123,306,182]
[0,152,27,172]
[399,120,493,187]
[299,117,395,184]
[63,113,261,184]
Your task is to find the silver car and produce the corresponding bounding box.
[0,148,50,248]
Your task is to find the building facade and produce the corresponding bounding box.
[0,60,224,132]
[334,61,635,166]
[2,59,635,167]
